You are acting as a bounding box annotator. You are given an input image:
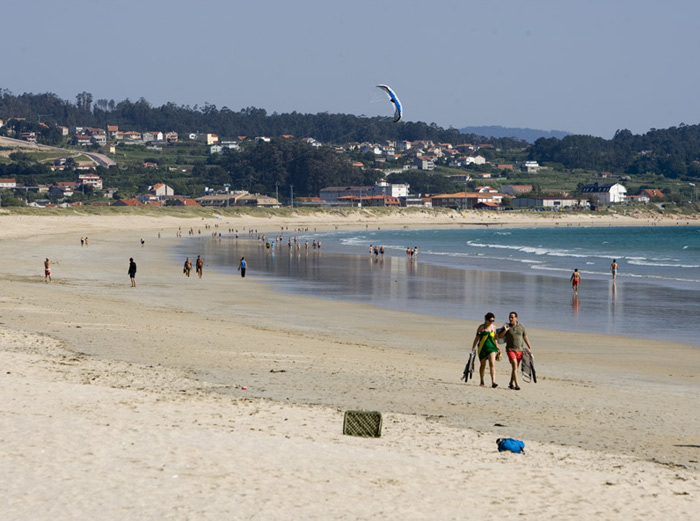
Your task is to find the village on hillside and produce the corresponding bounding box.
[0,118,668,210]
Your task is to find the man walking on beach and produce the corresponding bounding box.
[610,259,618,281]
[128,258,137,287]
[238,257,246,278]
[196,255,203,279]
[499,311,533,391]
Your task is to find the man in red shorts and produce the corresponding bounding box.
[498,311,533,391]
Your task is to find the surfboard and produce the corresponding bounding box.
[462,350,476,382]
[521,350,537,383]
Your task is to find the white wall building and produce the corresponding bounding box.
[581,182,627,204]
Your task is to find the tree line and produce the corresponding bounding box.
[0,89,525,148]
[529,126,700,179]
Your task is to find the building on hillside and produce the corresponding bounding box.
[113,198,144,207]
[149,183,174,198]
[320,186,376,203]
[170,198,200,207]
[413,156,435,170]
[234,193,279,207]
[501,184,533,196]
[520,161,541,173]
[625,194,651,204]
[581,182,627,204]
[640,188,665,200]
[511,196,583,209]
[49,182,76,198]
[76,173,103,190]
[430,191,503,209]
[0,178,17,189]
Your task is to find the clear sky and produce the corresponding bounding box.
[4,0,700,138]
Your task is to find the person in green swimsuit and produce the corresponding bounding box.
[471,312,499,388]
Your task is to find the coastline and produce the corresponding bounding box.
[1,212,699,519]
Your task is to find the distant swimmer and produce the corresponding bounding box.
[610,259,618,281]
[570,268,581,294]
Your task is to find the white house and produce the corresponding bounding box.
[149,183,175,198]
[374,181,409,198]
[520,160,541,173]
[465,155,487,166]
[581,182,627,204]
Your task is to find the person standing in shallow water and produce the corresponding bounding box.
[570,268,581,294]
[610,259,618,281]
[238,257,247,278]
[471,312,499,388]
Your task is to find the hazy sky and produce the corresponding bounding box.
[5,0,700,138]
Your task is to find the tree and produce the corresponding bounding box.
[76,92,93,112]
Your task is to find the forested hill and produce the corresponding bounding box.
[529,126,700,178]
[0,90,524,149]
[460,125,570,143]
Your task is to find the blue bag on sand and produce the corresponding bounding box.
[497,438,525,453]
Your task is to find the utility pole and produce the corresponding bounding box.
[276,182,279,206]
[290,185,293,208]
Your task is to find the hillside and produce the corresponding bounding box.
[460,125,571,143]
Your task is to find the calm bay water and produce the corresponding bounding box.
[177,225,700,347]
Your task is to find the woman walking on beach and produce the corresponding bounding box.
[183,257,192,277]
[471,312,500,388]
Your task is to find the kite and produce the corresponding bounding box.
[376,84,402,122]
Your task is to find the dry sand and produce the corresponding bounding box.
[0,211,698,520]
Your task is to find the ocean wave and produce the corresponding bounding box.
[627,259,700,268]
[466,241,609,259]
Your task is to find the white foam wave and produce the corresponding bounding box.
[627,260,700,268]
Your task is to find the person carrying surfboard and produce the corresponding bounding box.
[498,311,534,391]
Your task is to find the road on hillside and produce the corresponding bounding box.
[0,136,117,167]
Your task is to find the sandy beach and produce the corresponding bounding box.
[1,210,698,520]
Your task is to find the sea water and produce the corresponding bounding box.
[178,225,700,347]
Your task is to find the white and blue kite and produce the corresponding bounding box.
[376,84,402,122]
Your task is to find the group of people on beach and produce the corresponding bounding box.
[471,311,533,390]
[183,255,204,278]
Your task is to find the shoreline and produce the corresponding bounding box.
[1,213,699,518]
